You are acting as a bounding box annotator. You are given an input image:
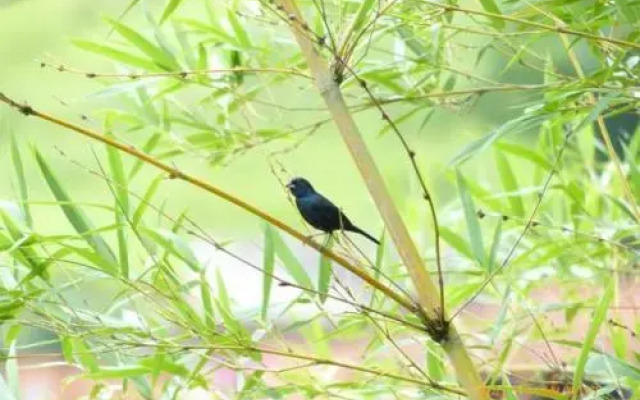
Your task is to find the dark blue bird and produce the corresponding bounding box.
[287,177,380,245]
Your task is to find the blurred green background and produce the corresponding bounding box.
[0,0,536,245]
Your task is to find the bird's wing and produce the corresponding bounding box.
[313,194,354,230]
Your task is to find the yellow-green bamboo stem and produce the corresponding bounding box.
[276,1,487,399]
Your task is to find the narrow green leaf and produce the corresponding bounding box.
[351,0,376,33]
[450,114,546,166]
[10,136,32,227]
[456,171,485,266]
[61,336,73,363]
[459,177,506,211]
[132,175,164,227]
[369,232,386,307]
[495,142,553,170]
[105,132,130,278]
[178,18,236,43]
[84,366,150,380]
[261,224,276,320]
[477,0,504,30]
[73,338,100,373]
[586,353,640,380]
[489,287,511,343]
[373,232,386,281]
[105,134,130,216]
[396,25,427,57]
[317,236,334,304]
[494,151,524,217]
[110,0,143,35]
[271,230,313,289]
[576,94,615,133]
[105,18,179,70]
[4,325,20,399]
[450,129,502,166]
[229,50,243,85]
[160,0,185,24]
[487,220,503,273]
[0,211,46,281]
[216,268,231,314]
[227,9,251,48]
[215,270,245,339]
[73,39,160,70]
[140,227,200,271]
[196,43,208,70]
[200,270,215,330]
[572,279,614,398]
[425,342,444,381]
[34,150,118,275]
[439,227,474,260]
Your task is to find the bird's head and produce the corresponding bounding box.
[287,177,315,198]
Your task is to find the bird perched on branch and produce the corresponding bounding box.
[287,177,380,245]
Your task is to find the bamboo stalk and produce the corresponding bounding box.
[276,1,487,399]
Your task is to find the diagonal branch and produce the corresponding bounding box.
[0,91,416,316]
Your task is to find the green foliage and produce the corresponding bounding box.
[2,0,639,398]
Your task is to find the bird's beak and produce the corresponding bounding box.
[286,183,293,190]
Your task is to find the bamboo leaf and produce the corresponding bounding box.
[351,0,376,33]
[317,236,334,304]
[132,175,164,227]
[4,324,20,400]
[456,170,485,266]
[140,227,200,271]
[105,18,179,70]
[477,0,505,30]
[200,270,215,330]
[494,151,524,217]
[0,211,47,281]
[105,132,130,278]
[34,150,119,275]
[73,39,160,70]
[215,269,245,339]
[572,279,614,398]
[129,133,163,180]
[84,366,150,380]
[271,230,313,289]
[10,136,32,228]
[261,224,276,320]
[227,9,251,48]
[495,142,553,170]
[439,226,474,260]
[450,114,546,166]
[487,220,503,273]
[160,0,185,24]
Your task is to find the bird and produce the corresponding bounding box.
[287,177,380,245]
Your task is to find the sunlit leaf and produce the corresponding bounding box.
[456,171,485,266]
[34,150,119,275]
[572,279,613,398]
[160,0,185,24]
[261,224,276,320]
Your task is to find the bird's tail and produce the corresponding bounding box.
[348,226,380,245]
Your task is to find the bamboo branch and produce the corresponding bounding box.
[38,60,312,80]
[0,91,416,315]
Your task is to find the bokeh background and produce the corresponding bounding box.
[2,0,635,399]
